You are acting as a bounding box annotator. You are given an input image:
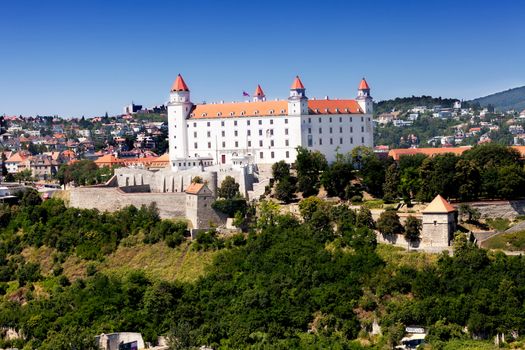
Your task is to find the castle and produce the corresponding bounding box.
[167,75,374,169]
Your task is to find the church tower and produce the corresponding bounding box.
[253,84,266,102]
[356,78,373,114]
[288,76,308,116]
[168,74,193,168]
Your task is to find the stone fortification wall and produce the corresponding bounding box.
[466,200,525,220]
[69,187,186,218]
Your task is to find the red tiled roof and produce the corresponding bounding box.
[171,74,189,92]
[291,76,305,89]
[422,194,455,213]
[186,183,205,194]
[359,78,370,90]
[254,84,265,97]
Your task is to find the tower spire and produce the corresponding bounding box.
[171,74,190,92]
[253,84,266,102]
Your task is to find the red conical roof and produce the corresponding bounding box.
[422,194,455,213]
[291,75,305,89]
[254,84,265,96]
[171,74,189,92]
[358,78,370,90]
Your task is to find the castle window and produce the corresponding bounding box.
[285,128,288,135]
[286,151,289,158]
[194,131,197,137]
[259,130,263,136]
[271,151,275,158]
[207,131,211,137]
[258,120,262,125]
[339,127,342,133]
[193,122,197,127]
[350,126,353,132]
[434,220,437,226]
[361,126,364,132]
[234,130,238,137]
[361,116,364,122]
[254,110,259,115]
[308,135,313,147]
[319,127,322,134]
[270,140,274,147]
[247,120,250,125]
[308,117,311,123]
[285,118,288,124]
[230,112,235,116]
[339,117,342,122]
[222,141,226,148]
[269,110,274,115]
[340,138,343,144]
[207,122,210,127]
[351,137,353,144]
[330,138,333,145]
[217,112,222,117]
[281,109,286,114]
[308,128,311,134]
[318,117,321,122]
[345,108,349,113]
[247,130,251,136]
[222,131,225,137]
[248,141,252,147]
[285,139,289,146]
[259,140,263,147]
[329,117,332,122]
[361,136,365,144]
[319,138,323,145]
[203,113,207,117]
[234,120,237,126]
[235,141,239,147]
[194,142,198,148]
[329,127,332,134]
[260,152,263,159]
[241,111,246,116]
[221,121,225,126]
[270,119,273,124]
[208,142,211,148]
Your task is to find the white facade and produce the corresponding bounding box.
[167,75,374,169]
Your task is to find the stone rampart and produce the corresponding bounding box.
[466,200,525,219]
[69,187,186,218]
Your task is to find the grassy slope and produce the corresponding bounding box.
[22,240,218,285]
[482,230,525,251]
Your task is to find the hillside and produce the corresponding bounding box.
[469,86,525,112]
[374,96,458,114]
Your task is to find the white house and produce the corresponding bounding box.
[167,74,374,170]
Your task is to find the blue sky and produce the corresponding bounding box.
[1,0,524,117]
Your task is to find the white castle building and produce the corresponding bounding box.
[167,74,373,170]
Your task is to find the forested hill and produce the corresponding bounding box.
[469,86,525,112]
[374,96,458,114]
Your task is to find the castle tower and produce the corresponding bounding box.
[356,78,373,114]
[288,75,308,116]
[421,194,456,247]
[167,74,193,168]
[253,84,266,102]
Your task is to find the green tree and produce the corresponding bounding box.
[274,176,296,203]
[321,153,355,199]
[15,169,33,183]
[272,160,291,182]
[356,207,375,229]
[295,147,328,197]
[376,209,403,236]
[383,163,400,202]
[218,176,240,199]
[454,159,481,201]
[404,215,422,243]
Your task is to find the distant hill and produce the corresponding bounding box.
[469,86,525,112]
[374,96,458,114]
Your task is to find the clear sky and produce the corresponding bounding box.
[1,0,524,117]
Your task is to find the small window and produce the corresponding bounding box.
[248,141,252,147]
[319,127,322,134]
[221,121,225,126]
[318,117,321,122]
[330,138,333,145]
[260,152,264,159]
[339,127,342,133]
[329,127,332,134]
[339,117,342,122]
[194,131,197,137]
[319,138,323,145]
[329,117,332,122]
[222,131,225,137]
[258,120,262,125]
[208,142,211,148]
[270,140,274,146]
[194,142,198,148]
[241,111,246,116]
[361,136,365,144]
[285,139,289,146]
[361,116,364,122]
[344,108,349,113]
[234,120,237,126]
[217,112,222,117]
[269,110,274,115]
[340,138,343,144]
[207,131,211,137]
[350,126,354,133]
[285,128,289,135]
[285,118,288,124]
[259,130,263,136]
[254,110,259,115]
[281,109,286,114]
[207,122,210,127]
[222,141,226,147]
[235,141,239,147]
[308,117,311,123]
[308,128,311,134]
[247,130,251,136]
[308,135,313,147]
[286,151,290,158]
[230,112,234,116]
[247,120,250,125]
[234,130,238,137]
[259,140,263,147]
[351,137,354,144]
[270,119,273,124]
[193,122,197,127]
[361,126,364,132]
[271,151,275,158]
